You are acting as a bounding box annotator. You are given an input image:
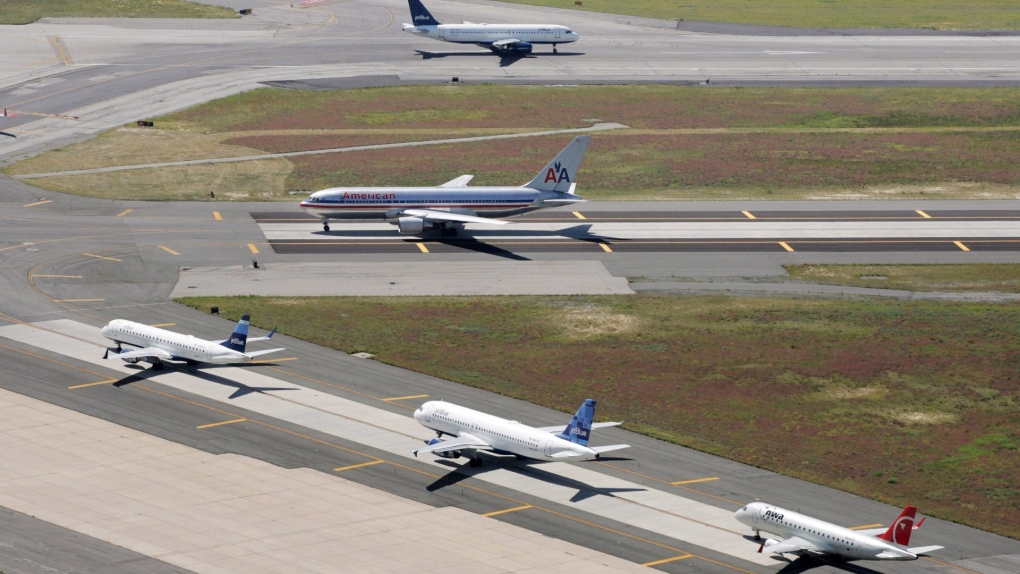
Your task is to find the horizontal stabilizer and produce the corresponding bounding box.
[536,421,621,433]
[538,198,586,205]
[907,545,944,555]
[551,450,584,458]
[439,175,474,187]
[400,209,511,226]
[591,444,630,455]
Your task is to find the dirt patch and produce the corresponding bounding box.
[892,411,960,425]
[557,305,639,338]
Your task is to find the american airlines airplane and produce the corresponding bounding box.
[300,135,590,235]
[401,0,579,55]
[735,502,943,561]
[412,398,629,467]
[101,315,283,370]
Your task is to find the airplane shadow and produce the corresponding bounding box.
[741,538,887,574]
[414,49,584,67]
[109,361,298,399]
[424,454,646,502]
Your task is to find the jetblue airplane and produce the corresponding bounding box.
[101,315,283,370]
[402,0,579,55]
[412,398,629,467]
[735,502,943,561]
[300,135,589,235]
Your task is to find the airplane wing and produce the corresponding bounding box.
[491,38,524,49]
[245,348,285,359]
[400,209,511,226]
[535,422,622,433]
[413,434,493,456]
[439,175,474,187]
[906,545,944,555]
[761,537,820,555]
[115,347,174,361]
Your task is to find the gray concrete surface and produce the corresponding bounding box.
[631,281,1020,301]
[170,261,634,296]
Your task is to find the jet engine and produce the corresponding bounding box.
[427,438,461,459]
[493,41,532,55]
[397,216,427,235]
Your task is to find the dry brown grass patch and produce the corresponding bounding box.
[556,305,639,338]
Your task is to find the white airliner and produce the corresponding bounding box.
[735,502,943,561]
[402,0,579,55]
[101,315,283,370]
[300,135,589,235]
[412,398,629,467]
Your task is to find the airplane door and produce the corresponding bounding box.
[751,506,760,524]
[423,404,433,423]
[438,27,445,40]
[543,440,553,457]
[854,540,863,558]
[555,27,561,39]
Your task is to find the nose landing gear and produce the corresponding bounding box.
[321,217,330,232]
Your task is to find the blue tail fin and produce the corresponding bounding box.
[220,314,250,352]
[556,399,596,447]
[408,0,440,26]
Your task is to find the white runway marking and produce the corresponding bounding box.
[0,319,781,566]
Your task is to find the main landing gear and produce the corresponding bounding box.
[552,45,558,54]
[754,531,762,542]
[321,217,330,232]
[439,226,458,237]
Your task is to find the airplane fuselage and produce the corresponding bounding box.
[301,186,570,220]
[415,401,600,462]
[101,320,248,364]
[735,503,919,560]
[404,24,579,48]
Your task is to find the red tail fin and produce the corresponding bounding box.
[877,506,917,546]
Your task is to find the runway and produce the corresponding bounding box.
[255,208,1020,256]
[2,0,1020,571]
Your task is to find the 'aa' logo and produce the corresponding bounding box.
[543,161,570,184]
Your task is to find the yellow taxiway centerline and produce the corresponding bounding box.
[213,211,222,220]
[779,241,795,252]
[573,211,586,220]
[382,394,429,402]
[643,554,694,567]
[149,323,176,327]
[116,209,133,217]
[916,210,932,219]
[68,379,117,390]
[741,211,756,219]
[334,460,386,472]
[247,243,259,254]
[196,418,247,429]
[482,505,533,517]
[23,200,52,208]
[954,241,970,252]
[32,274,82,279]
[416,243,429,253]
[83,253,122,262]
[671,477,720,486]
[159,245,180,255]
[599,242,613,253]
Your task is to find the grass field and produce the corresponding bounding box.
[1,0,236,25]
[498,0,1020,30]
[787,264,1020,293]
[177,294,1020,539]
[8,85,1020,200]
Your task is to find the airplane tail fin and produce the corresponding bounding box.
[556,398,597,446]
[220,314,250,353]
[408,0,441,26]
[524,136,591,194]
[876,506,918,547]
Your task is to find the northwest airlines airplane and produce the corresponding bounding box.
[300,135,589,235]
[402,0,579,55]
[735,502,943,561]
[412,398,629,467]
[101,315,283,370]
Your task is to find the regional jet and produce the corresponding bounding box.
[735,502,943,561]
[412,398,629,467]
[300,135,590,235]
[402,0,579,55]
[101,315,283,370]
